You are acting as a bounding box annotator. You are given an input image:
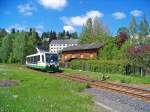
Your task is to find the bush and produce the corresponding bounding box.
[65,60,126,74]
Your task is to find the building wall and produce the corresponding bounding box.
[49,43,78,53]
[61,49,98,63]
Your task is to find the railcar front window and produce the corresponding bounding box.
[45,53,58,63]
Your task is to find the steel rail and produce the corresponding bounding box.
[52,73,150,102]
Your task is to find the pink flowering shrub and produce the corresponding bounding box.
[127,45,150,67]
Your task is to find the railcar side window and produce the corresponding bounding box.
[38,55,40,61]
[35,56,37,64]
[29,57,31,63]
[28,57,29,63]
[31,57,33,63]
[42,55,44,62]
[33,56,35,64]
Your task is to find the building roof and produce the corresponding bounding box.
[50,39,79,45]
[62,43,103,52]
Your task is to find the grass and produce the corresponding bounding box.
[0,64,105,112]
[62,68,150,84]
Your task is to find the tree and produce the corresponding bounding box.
[80,17,110,44]
[41,32,49,39]
[93,17,110,36]
[127,45,150,70]
[12,33,27,63]
[66,31,71,39]
[117,27,129,36]
[80,18,94,44]
[99,38,115,60]
[140,15,150,36]
[71,32,78,39]
[118,39,132,61]
[0,34,14,63]
[11,28,16,34]
[57,31,65,39]
[41,40,49,50]
[26,30,39,55]
[49,31,57,42]
[129,16,138,35]
[116,32,128,48]
[0,28,7,47]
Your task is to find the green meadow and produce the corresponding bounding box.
[0,64,149,112]
[0,64,105,112]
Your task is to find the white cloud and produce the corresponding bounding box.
[130,10,143,17]
[61,10,104,26]
[63,25,75,33]
[39,0,67,10]
[17,3,35,16]
[112,12,126,20]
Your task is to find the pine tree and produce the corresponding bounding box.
[129,16,138,35]
[140,15,150,36]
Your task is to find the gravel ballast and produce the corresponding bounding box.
[84,88,150,112]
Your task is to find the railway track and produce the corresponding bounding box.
[52,73,150,102]
[54,73,90,83]
[90,81,150,102]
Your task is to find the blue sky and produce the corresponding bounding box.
[0,0,150,35]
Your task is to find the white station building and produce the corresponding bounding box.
[49,39,79,53]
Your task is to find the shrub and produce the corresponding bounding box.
[127,45,150,67]
[65,60,126,74]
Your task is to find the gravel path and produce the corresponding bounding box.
[84,88,150,112]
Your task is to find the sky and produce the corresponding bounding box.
[0,0,150,35]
